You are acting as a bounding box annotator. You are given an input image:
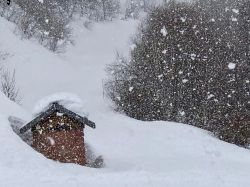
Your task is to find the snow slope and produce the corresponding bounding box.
[1,16,250,187]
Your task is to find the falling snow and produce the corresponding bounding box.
[232,17,238,22]
[182,79,188,83]
[0,0,250,186]
[47,137,55,145]
[180,17,186,22]
[232,9,239,14]
[228,63,236,70]
[160,26,167,37]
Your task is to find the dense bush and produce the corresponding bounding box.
[106,0,250,147]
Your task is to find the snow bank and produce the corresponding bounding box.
[2,15,250,187]
[0,92,30,120]
[33,92,88,117]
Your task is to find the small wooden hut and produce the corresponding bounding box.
[20,102,95,165]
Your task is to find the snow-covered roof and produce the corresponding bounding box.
[33,92,88,117]
[20,102,96,133]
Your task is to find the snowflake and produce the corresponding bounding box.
[44,31,49,35]
[47,137,55,145]
[160,26,168,37]
[228,63,236,70]
[182,79,188,83]
[129,87,134,92]
[179,111,185,116]
[157,74,163,80]
[179,71,183,75]
[191,54,196,60]
[180,17,186,22]
[207,94,215,99]
[232,9,239,14]
[162,50,167,54]
[231,17,237,22]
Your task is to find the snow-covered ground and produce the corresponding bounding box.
[1,16,250,187]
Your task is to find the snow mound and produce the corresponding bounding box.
[33,92,88,117]
[0,92,30,120]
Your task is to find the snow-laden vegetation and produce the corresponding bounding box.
[106,0,250,147]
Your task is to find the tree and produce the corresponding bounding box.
[106,0,250,147]
[78,0,120,21]
[125,0,141,19]
[124,0,155,19]
[2,0,71,51]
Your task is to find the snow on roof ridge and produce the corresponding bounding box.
[33,92,88,117]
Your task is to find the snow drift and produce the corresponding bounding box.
[1,15,250,187]
[2,90,250,187]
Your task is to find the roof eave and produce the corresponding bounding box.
[19,103,96,134]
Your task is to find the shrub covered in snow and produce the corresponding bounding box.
[0,67,20,103]
[0,0,122,52]
[106,0,250,146]
[85,143,104,168]
[0,0,71,51]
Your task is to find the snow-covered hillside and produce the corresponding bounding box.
[1,16,250,187]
